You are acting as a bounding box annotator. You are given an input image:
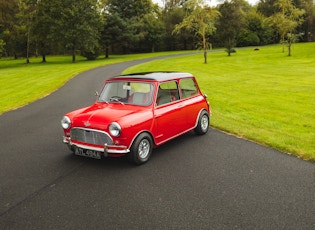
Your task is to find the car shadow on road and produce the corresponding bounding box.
[64,129,212,170]
[78,130,211,168]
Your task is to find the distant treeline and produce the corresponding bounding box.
[0,0,314,62]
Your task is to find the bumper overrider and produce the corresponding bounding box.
[63,136,130,156]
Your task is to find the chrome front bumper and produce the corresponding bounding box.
[63,136,130,155]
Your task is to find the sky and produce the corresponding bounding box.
[152,0,259,7]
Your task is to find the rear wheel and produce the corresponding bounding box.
[128,133,153,165]
[194,110,209,135]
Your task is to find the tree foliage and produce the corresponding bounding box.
[269,0,305,56]
[58,0,103,62]
[0,0,19,57]
[173,0,221,63]
[17,0,38,63]
[0,0,314,61]
[216,0,247,56]
[162,5,191,50]
[102,0,161,55]
[300,0,315,42]
[32,0,57,62]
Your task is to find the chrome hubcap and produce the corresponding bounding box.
[201,115,209,131]
[138,139,150,159]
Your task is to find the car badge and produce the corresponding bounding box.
[84,121,91,127]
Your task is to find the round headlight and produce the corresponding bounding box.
[109,122,121,137]
[61,116,71,129]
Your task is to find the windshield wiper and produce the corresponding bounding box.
[109,96,124,105]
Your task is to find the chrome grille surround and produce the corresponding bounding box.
[70,128,113,146]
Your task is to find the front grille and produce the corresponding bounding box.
[70,128,113,146]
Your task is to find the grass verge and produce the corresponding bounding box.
[0,51,188,114]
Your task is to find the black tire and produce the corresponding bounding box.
[128,133,153,165]
[194,110,209,135]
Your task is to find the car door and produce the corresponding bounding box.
[179,77,204,128]
[154,81,186,145]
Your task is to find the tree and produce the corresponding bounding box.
[237,11,274,46]
[269,0,305,56]
[128,1,164,53]
[138,10,165,52]
[162,6,190,51]
[257,0,278,17]
[31,0,57,62]
[17,0,38,63]
[0,0,19,57]
[102,12,135,54]
[216,0,247,56]
[173,0,220,63]
[102,0,160,55]
[57,0,103,62]
[299,0,315,42]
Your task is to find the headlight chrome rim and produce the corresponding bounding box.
[61,116,71,129]
[109,122,121,137]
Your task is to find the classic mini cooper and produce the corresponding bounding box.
[61,72,211,165]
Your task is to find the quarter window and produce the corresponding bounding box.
[180,78,198,99]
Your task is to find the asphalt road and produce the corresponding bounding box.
[1,57,314,229]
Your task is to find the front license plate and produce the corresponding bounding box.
[74,147,101,159]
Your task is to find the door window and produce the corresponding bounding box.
[156,81,179,106]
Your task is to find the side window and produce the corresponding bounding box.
[180,78,198,99]
[156,81,179,106]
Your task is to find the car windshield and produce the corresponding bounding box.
[98,81,154,106]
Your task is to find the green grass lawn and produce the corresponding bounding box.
[0,51,188,114]
[123,43,315,162]
[1,43,314,161]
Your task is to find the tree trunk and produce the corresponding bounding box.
[26,27,30,64]
[202,32,207,64]
[42,54,46,63]
[105,41,109,58]
[105,47,109,59]
[227,38,232,56]
[287,32,293,56]
[288,38,292,56]
[72,49,76,63]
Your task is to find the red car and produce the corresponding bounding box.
[61,72,211,164]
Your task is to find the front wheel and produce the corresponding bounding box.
[128,133,153,165]
[194,110,209,135]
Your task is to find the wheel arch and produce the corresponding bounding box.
[194,108,210,128]
[128,130,156,150]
